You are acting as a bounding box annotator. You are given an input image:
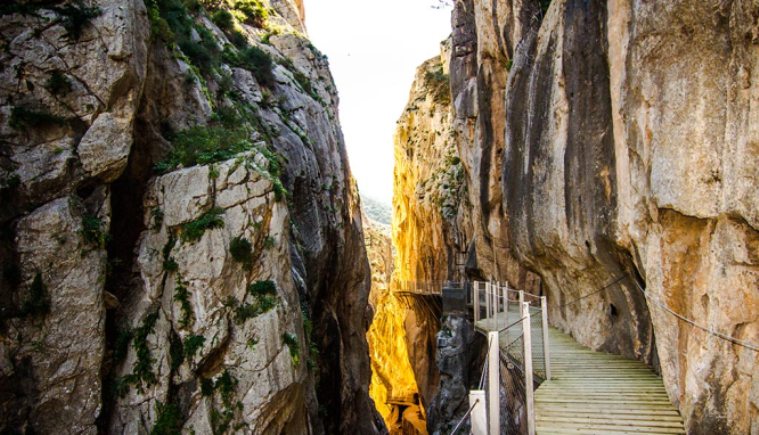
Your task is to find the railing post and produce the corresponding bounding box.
[519,290,524,309]
[487,331,499,435]
[485,282,492,320]
[504,283,509,324]
[541,296,551,380]
[474,282,480,322]
[469,390,487,435]
[522,302,535,435]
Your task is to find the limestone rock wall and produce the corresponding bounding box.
[399,0,758,433]
[393,48,465,285]
[502,1,758,432]
[448,0,541,289]
[0,0,380,433]
[391,50,462,420]
[364,217,425,434]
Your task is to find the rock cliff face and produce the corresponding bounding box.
[397,0,758,433]
[0,0,381,433]
[364,217,425,434]
[393,48,465,285]
[391,51,462,426]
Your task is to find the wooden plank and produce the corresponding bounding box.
[478,298,685,435]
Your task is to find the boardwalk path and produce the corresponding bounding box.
[476,306,685,434]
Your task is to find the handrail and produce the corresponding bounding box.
[450,398,480,435]
[558,275,759,352]
[472,280,546,435]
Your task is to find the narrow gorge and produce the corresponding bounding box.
[1,0,757,434]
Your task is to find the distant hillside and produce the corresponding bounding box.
[362,195,392,226]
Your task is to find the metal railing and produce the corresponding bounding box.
[471,281,551,435]
[394,280,455,295]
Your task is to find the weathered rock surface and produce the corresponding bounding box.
[8,195,108,434]
[393,49,463,285]
[108,153,308,434]
[0,0,380,433]
[390,52,464,431]
[426,314,483,435]
[397,0,759,433]
[448,0,541,290]
[502,1,758,432]
[365,217,417,433]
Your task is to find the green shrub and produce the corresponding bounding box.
[174,279,193,328]
[200,369,241,432]
[9,106,66,130]
[231,288,277,324]
[248,280,275,296]
[282,332,300,367]
[181,25,221,74]
[163,235,178,271]
[227,29,248,48]
[154,125,252,173]
[81,214,108,248]
[131,312,159,387]
[151,207,164,230]
[257,293,277,313]
[146,0,221,76]
[151,401,182,435]
[46,70,72,95]
[183,334,205,359]
[234,0,268,28]
[229,236,253,267]
[180,207,225,243]
[292,70,314,97]
[424,65,450,105]
[211,9,234,30]
[200,377,215,396]
[115,311,159,396]
[238,45,275,87]
[169,333,184,371]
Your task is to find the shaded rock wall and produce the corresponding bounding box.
[396,0,759,432]
[426,314,484,435]
[449,0,541,290]
[502,1,758,432]
[0,0,380,433]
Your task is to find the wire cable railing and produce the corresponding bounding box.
[471,280,548,435]
[467,274,759,435]
[558,275,759,352]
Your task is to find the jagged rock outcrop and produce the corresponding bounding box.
[426,314,483,435]
[0,0,381,433]
[398,0,758,433]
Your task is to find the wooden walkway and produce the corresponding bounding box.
[476,306,686,434]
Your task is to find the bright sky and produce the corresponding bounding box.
[302,0,452,205]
